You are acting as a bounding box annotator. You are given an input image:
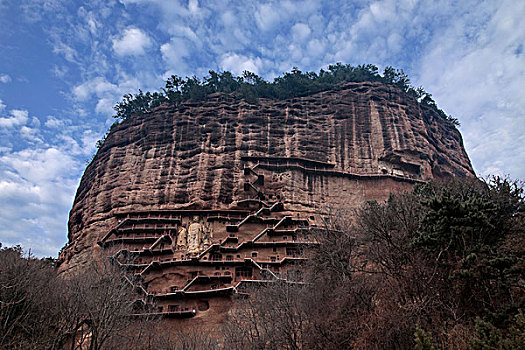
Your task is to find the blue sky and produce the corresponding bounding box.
[0,0,523,257]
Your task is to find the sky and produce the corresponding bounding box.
[0,0,523,257]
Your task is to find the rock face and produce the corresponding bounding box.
[58,81,474,326]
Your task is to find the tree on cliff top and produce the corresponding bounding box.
[111,63,453,126]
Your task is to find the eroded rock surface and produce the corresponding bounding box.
[58,82,474,325]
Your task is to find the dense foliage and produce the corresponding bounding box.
[222,177,524,349]
[111,63,459,127]
[355,177,524,348]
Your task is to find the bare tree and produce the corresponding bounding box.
[222,282,308,350]
[0,245,71,349]
[1,242,223,350]
[65,257,159,350]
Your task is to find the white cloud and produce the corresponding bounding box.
[219,53,263,75]
[160,37,191,74]
[30,117,40,128]
[120,0,191,18]
[73,77,118,102]
[52,40,78,63]
[0,109,29,128]
[0,145,81,256]
[95,97,117,115]
[0,97,99,256]
[0,74,11,83]
[307,38,327,58]
[52,64,68,78]
[80,130,100,156]
[0,99,5,112]
[220,10,235,27]
[166,24,200,45]
[44,115,65,128]
[77,6,100,35]
[291,23,311,42]
[20,126,43,143]
[1,148,77,183]
[188,0,201,15]
[254,3,282,31]
[112,27,152,56]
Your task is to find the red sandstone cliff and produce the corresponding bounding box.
[57,81,473,324]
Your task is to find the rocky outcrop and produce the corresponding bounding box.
[58,81,474,325]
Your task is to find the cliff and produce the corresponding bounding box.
[58,81,474,325]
